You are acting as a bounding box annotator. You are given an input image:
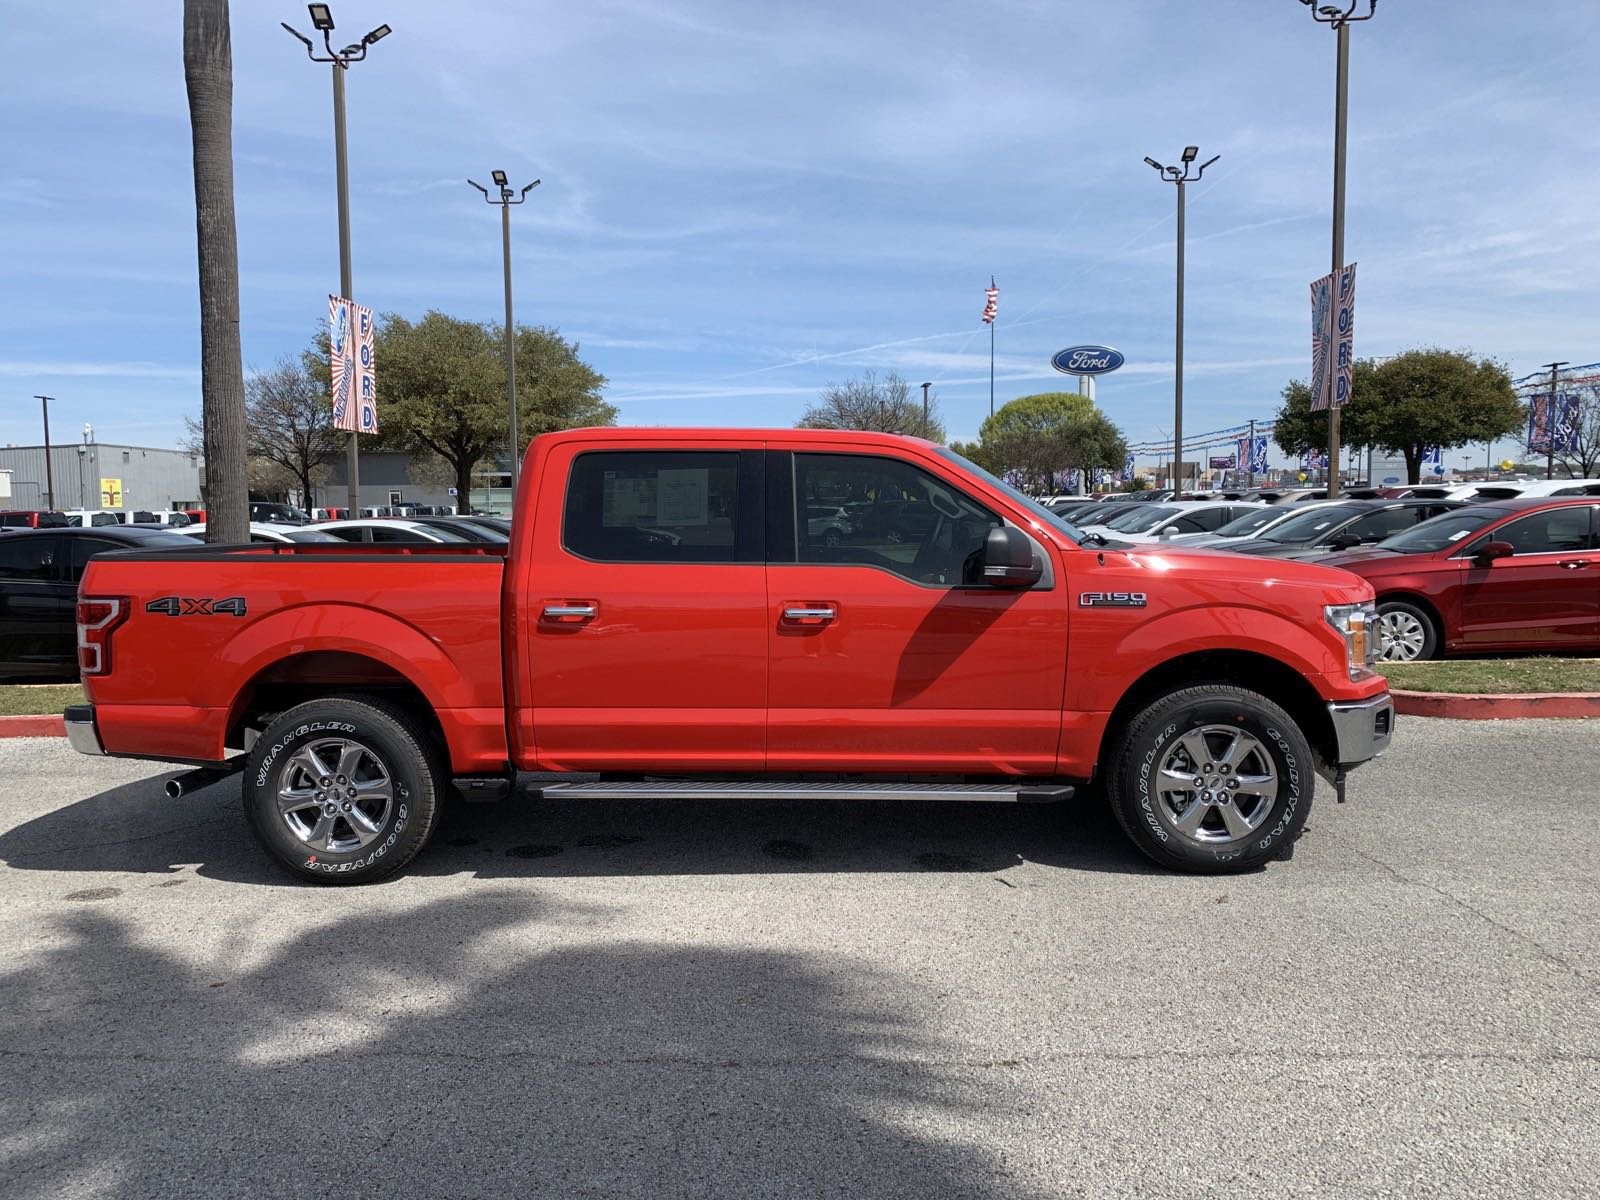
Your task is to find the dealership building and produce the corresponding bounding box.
[0,441,202,513]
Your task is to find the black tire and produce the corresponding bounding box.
[243,697,444,885]
[1105,685,1314,873]
[1375,599,1439,662]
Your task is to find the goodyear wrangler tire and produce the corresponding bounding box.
[243,697,443,885]
[1105,685,1313,873]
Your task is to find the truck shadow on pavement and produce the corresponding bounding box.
[0,893,1064,1200]
[0,773,1166,885]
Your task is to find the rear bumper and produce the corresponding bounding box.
[63,704,105,756]
[1327,693,1394,768]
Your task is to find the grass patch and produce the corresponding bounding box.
[1381,658,1600,695]
[0,683,85,716]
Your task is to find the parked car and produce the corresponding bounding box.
[249,502,312,525]
[1169,501,1345,548]
[1322,498,1600,661]
[310,519,476,544]
[396,516,509,544]
[67,427,1395,883]
[0,510,69,529]
[1467,479,1600,500]
[1218,500,1464,560]
[1079,501,1264,541]
[182,523,345,545]
[805,504,854,547]
[0,525,200,681]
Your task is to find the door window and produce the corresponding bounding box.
[0,538,59,582]
[1492,508,1596,555]
[67,538,125,579]
[563,451,740,563]
[794,453,998,585]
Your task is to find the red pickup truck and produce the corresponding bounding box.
[64,428,1393,883]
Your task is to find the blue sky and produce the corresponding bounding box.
[3,0,1598,471]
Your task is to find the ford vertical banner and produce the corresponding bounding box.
[1309,264,1357,412]
[329,295,379,434]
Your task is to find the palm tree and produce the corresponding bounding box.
[183,0,249,543]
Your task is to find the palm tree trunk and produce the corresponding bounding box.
[183,0,249,543]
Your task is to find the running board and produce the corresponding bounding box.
[535,780,1073,803]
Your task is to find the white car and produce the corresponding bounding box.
[1467,478,1600,499]
[1079,500,1266,542]
[182,522,344,544]
[309,519,476,544]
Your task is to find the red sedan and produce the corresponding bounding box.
[1321,498,1600,661]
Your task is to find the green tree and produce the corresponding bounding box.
[798,371,946,442]
[1274,349,1521,484]
[330,311,613,503]
[967,392,1127,493]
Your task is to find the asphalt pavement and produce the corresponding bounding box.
[1,720,1596,1199]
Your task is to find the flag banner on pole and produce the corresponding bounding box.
[1121,452,1135,483]
[981,278,998,324]
[1528,393,1580,454]
[1209,455,1236,470]
[1309,263,1357,412]
[1304,449,1327,470]
[329,294,378,434]
[1251,436,1269,475]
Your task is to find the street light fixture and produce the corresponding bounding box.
[282,4,392,515]
[1144,147,1220,495]
[467,172,542,499]
[920,381,932,433]
[1298,0,1377,499]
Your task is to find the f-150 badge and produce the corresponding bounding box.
[1079,591,1147,608]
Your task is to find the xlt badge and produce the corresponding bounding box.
[1079,591,1147,608]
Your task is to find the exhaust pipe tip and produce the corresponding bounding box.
[164,779,185,799]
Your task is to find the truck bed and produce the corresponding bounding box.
[79,543,510,771]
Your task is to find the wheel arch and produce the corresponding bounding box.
[1374,591,1446,651]
[1097,649,1338,779]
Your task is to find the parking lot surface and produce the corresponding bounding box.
[1,720,1596,1199]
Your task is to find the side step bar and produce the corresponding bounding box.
[535,780,1073,804]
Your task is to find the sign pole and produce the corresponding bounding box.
[1542,361,1569,479]
[332,60,359,516]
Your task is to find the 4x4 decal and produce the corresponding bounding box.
[145,596,248,617]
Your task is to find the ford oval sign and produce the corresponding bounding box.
[1051,345,1125,376]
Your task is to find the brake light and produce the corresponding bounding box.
[77,597,130,676]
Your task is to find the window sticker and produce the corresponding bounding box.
[655,469,710,527]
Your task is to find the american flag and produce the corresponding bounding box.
[981,278,998,324]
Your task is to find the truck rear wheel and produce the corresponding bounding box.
[1105,685,1313,873]
[243,697,443,885]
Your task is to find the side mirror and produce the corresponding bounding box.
[1159,526,1179,540]
[1475,540,1514,565]
[1328,534,1358,551]
[981,526,1042,588]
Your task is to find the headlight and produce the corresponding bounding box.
[1325,601,1378,679]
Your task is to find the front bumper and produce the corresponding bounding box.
[1327,692,1394,767]
[63,704,105,756]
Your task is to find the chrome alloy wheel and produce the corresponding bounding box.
[1377,609,1427,661]
[276,737,394,853]
[1154,725,1279,845]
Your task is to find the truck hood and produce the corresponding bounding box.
[1103,541,1375,604]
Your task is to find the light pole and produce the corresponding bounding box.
[468,171,540,500]
[283,4,391,516]
[32,395,55,510]
[1300,0,1377,499]
[920,381,932,435]
[1144,147,1220,496]
[1541,360,1569,479]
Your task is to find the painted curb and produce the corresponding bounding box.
[1392,689,1600,720]
[0,714,66,738]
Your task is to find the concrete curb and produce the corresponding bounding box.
[0,714,66,738]
[1392,689,1600,720]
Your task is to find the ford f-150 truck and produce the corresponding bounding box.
[64,428,1393,883]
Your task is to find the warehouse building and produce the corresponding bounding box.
[0,441,203,514]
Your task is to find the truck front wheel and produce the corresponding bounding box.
[243,697,444,885]
[1105,685,1313,872]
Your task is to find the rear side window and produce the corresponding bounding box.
[563,451,740,563]
[1495,508,1596,555]
[68,537,126,577]
[0,538,59,582]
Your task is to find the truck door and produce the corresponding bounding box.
[517,445,768,771]
[0,535,71,679]
[765,449,1068,775]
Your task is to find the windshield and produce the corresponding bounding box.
[1211,509,1282,538]
[1374,506,1503,554]
[282,529,343,543]
[1258,503,1366,543]
[932,447,1091,543]
[1102,504,1179,533]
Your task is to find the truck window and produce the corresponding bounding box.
[563,451,739,563]
[0,538,58,582]
[794,453,997,584]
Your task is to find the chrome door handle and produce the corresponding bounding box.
[542,603,597,619]
[1558,560,1591,570]
[782,606,837,621]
